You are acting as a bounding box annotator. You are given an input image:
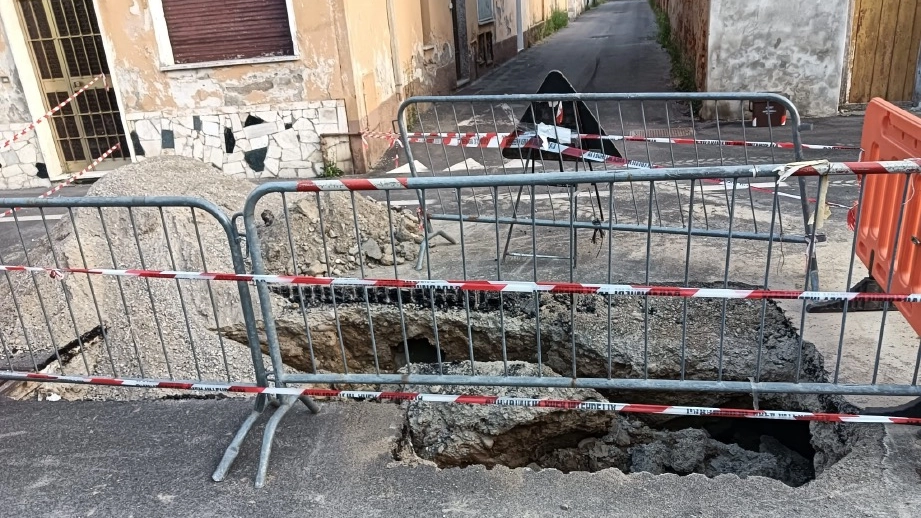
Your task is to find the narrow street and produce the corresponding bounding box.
[462,0,673,94]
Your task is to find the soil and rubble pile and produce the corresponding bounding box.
[256,191,424,276]
[1,156,419,400]
[1,157,260,399]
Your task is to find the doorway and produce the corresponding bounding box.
[451,0,470,86]
[16,0,129,173]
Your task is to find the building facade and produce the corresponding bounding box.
[0,0,589,190]
[655,0,921,117]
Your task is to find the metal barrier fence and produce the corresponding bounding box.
[394,92,860,290]
[1,96,917,489]
[0,159,918,487]
[0,197,266,391]
[236,158,920,484]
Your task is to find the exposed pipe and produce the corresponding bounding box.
[385,0,405,102]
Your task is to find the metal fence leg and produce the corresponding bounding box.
[254,394,298,489]
[797,176,821,291]
[414,212,458,271]
[572,184,578,270]
[212,394,268,482]
[299,395,321,414]
[501,184,526,263]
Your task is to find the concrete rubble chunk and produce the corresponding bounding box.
[362,238,383,261]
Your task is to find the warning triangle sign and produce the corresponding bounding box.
[502,70,623,162]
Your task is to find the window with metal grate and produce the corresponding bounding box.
[161,0,294,64]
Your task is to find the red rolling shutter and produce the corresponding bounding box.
[161,0,294,64]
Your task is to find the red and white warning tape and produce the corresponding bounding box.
[508,134,656,168]
[296,159,920,192]
[361,131,403,150]
[2,264,920,303]
[3,371,918,425]
[0,143,120,220]
[1,73,107,151]
[376,131,654,168]
[366,130,861,152]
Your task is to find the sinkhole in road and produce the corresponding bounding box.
[392,373,860,487]
[267,284,863,486]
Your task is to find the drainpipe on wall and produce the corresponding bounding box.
[517,0,524,52]
[386,0,405,103]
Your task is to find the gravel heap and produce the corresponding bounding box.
[1,157,266,400]
[1,156,433,401]
[256,191,424,276]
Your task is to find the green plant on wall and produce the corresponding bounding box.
[319,160,344,178]
[541,7,570,39]
[649,1,697,95]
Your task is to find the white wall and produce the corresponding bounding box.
[0,13,50,189]
[707,0,850,116]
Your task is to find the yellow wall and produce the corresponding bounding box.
[95,0,350,113]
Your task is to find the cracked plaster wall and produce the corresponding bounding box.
[706,0,850,117]
[0,24,48,190]
[96,0,353,177]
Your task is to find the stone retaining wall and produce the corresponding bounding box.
[125,99,352,179]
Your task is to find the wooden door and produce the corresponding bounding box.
[17,0,129,173]
[849,0,921,103]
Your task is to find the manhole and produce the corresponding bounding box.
[629,128,693,138]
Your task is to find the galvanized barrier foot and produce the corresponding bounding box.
[254,395,298,489]
[212,394,320,487]
[212,394,269,483]
[212,408,263,482]
[299,395,321,413]
[414,230,458,271]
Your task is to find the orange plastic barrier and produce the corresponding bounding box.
[856,99,921,335]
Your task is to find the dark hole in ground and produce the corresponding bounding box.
[263,283,855,488]
[661,415,816,461]
[398,405,821,487]
[392,337,447,368]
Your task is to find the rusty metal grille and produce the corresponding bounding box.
[18,0,129,172]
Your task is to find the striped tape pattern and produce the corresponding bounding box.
[4,371,919,425]
[1,73,106,150]
[366,130,861,152]
[2,264,921,303]
[0,143,120,220]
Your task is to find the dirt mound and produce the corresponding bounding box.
[1,157,265,400]
[256,191,424,276]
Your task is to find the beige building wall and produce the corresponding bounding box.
[0,0,598,187]
[92,0,354,179]
[420,0,458,93]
